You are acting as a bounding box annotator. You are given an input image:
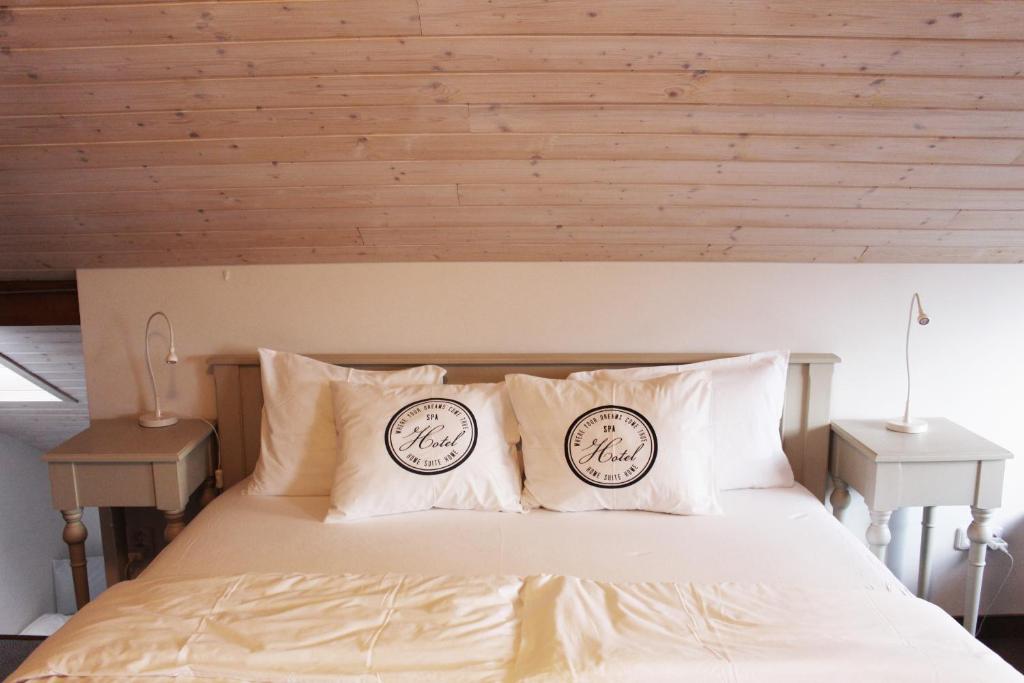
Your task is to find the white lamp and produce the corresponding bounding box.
[139,311,179,428]
[886,293,930,434]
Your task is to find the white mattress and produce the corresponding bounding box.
[146,480,903,593]
[20,482,1022,682]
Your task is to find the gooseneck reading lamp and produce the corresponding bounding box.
[139,311,179,428]
[886,293,930,434]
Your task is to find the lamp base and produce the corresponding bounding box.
[885,417,928,434]
[139,412,179,428]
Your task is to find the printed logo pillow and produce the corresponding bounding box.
[247,348,447,496]
[569,351,793,490]
[326,381,523,521]
[505,372,719,515]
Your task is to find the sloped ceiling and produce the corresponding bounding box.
[1,0,1023,278]
[0,326,89,449]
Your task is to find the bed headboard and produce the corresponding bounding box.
[206,353,840,500]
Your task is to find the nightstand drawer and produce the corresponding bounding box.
[832,435,1006,510]
[870,461,999,509]
[48,441,211,511]
[48,462,158,509]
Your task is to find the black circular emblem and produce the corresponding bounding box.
[384,398,478,475]
[564,405,657,488]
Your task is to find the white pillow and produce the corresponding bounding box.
[326,382,523,520]
[246,348,447,496]
[569,351,792,490]
[505,371,719,515]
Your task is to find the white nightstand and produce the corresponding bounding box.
[43,418,214,609]
[829,418,1012,636]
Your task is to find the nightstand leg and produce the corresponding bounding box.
[162,509,186,543]
[964,506,994,636]
[829,475,851,523]
[867,509,893,563]
[917,506,935,599]
[60,508,90,609]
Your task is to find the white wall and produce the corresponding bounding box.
[0,433,101,631]
[77,263,1024,615]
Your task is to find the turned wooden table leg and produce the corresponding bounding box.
[61,508,90,609]
[964,506,994,636]
[162,509,186,543]
[867,509,893,564]
[918,506,936,599]
[829,475,851,523]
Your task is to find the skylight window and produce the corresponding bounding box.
[0,355,67,402]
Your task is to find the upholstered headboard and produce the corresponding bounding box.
[206,353,840,500]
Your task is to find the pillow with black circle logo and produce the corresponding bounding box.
[326,381,523,521]
[569,351,792,490]
[505,371,719,515]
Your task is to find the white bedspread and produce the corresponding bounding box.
[11,571,1019,682]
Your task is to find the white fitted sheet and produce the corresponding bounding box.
[145,480,903,593]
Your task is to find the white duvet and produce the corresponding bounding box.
[11,571,1019,682]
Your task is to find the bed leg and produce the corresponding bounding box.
[61,508,90,610]
[829,475,851,523]
[867,509,892,564]
[963,506,993,636]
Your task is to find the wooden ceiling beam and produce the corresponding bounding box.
[0,281,80,325]
[3,36,1022,84]
[5,133,1024,171]
[1,0,422,48]
[418,0,1024,40]
[8,206,1022,235]
[6,105,1022,148]
[5,72,1022,116]
[3,244,1023,273]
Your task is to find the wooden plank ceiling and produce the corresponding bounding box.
[1,0,1023,277]
[0,326,89,449]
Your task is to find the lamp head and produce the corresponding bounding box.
[165,348,179,364]
[913,293,930,326]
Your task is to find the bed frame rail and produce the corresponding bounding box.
[207,353,840,500]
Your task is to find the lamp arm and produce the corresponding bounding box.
[903,295,915,422]
[144,311,172,418]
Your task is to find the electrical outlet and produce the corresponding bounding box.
[125,526,157,580]
[953,527,1009,552]
[129,526,155,557]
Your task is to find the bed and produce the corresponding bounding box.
[9,353,1021,682]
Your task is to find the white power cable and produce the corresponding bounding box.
[197,418,224,490]
[976,544,1014,637]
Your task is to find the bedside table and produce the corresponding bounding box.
[829,418,1012,636]
[43,418,214,609]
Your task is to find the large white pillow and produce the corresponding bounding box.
[326,382,523,520]
[246,349,447,496]
[569,351,792,490]
[505,371,719,515]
